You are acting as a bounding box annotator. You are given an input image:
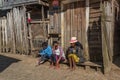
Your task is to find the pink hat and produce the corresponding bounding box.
[70,37,78,43]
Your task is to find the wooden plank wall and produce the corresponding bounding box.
[49,1,61,34]
[0,7,29,54]
[49,11,61,34]
[88,0,103,62]
[63,1,86,53]
[30,22,47,50]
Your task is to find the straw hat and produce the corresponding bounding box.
[70,37,78,43]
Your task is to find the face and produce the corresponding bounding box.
[54,43,58,49]
[43,45,47,50]
[71,43,75,47]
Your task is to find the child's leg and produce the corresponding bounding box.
[68,57,72,69]
[50,62,54,68]
[37,57,40,65]
[36,57,42,66]
[55,56,60,69]
[50,54,55,68]
[72,57,76,70]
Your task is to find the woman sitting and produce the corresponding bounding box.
[67,37,84,70]
[50,41,65,69]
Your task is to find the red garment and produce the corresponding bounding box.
[52,0,59,7]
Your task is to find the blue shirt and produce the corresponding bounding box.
[39,45,52,57]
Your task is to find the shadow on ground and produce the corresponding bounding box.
[0,54,21,73]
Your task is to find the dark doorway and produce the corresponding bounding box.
[88,2,103,63]
[113,7,120,67]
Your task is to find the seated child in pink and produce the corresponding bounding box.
[50,41,65,69]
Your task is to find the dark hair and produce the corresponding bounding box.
[75,41,83,49]
[53,41,59,46]
[42,42,48,47]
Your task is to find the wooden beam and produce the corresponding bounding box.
[101,1,112,74]
[62,0,85,4]
[0,19,1,53]
[42,5,47,40]
[39,0,49,6]
[61,3,64,48]
[30,20,49,24]
[85,0,90,60]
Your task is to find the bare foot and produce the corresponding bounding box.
[54,66,60,69]
[49,65,54,68]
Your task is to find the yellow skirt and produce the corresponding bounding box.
[68,54,79,63]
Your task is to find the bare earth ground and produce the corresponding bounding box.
[0,53,120,80]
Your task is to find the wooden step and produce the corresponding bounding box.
[77,61,102,71]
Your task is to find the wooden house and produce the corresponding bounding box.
[48,0,120,73]
[0,0,49,55]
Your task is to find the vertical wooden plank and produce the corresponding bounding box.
[2,17,5,52]
[67,4,71,48]
[7,12,14,53]
[85,0,90,60]
[22,6,29,54]
[11,9,16,54]
[61,3,64,48]
[63,4,66,49]
[42,6,46,40]
[4,17,7,52]
[27,12,32,54]
[0,19,1,53]
[19,8,24,54]
[101,1,112,74]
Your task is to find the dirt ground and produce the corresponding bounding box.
[0,53,120,80]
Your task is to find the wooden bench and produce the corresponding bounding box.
[77,61,102,71]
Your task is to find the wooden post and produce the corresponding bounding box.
[22,6,29,55]
[101,1,112,74]
[84,0,90,61]
[4,17,7,52]
[60,2,64,48]
[12,9,16,54]
[27,12,33,54]
[2,17,6,53]
[0,18,1,53]
[42,6,46,41]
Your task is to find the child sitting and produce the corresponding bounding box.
[37,42,52,65]
[50,41,65,69]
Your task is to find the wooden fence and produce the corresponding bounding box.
[0,7,29,54]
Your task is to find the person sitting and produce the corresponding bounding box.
[67,37,84,70]
[50,41,65,69]
[37,42,52,65]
